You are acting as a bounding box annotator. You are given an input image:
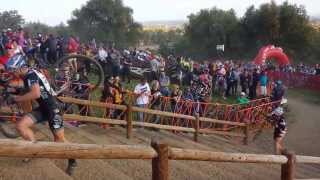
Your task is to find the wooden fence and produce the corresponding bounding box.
[58,97,249,144]
[0,139,319,180]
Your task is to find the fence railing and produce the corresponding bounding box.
[0,139,319,180]
[58,96,249,143]
[267,71,320,91]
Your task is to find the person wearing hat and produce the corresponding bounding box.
[5,56,77,175]
[267,106,287,154]
[237,92,249,105]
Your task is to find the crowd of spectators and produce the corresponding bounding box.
[0,27,310,124]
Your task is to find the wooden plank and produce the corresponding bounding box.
[169,148,288,164]
[199,129,245,138]
[59,96,127,110]
[199,117,246,127]
[0,139,157,159]
[133,121,195,133]
[63,114,195,133]
[63,114,127,125]
[296,155,320,164]
[131,106,196,121]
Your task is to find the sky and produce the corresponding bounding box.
[0,0,319,26]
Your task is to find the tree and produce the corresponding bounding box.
[0,10,24,30]
[278,2,313,60]
[68,0,142,47]
[183,7,241,58]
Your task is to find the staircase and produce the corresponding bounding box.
[0,121,319,180]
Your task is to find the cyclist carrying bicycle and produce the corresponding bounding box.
[4,56,77,175]
[267,106,287,155]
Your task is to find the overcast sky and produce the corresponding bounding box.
[0,0,319,26]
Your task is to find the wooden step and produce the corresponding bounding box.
[34,123,134,180]
[0,157,74,180]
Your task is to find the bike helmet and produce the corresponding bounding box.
[272,107,284,116]
[276,80,282,86]
[5,55,27,71]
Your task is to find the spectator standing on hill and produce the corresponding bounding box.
[46,34,57,64]
[134,77,151,123]
[240,69,250,95]
[159,71,170,96]
[56,36,65,59]
[316,64,320,75]
[170,85,182,112]
[259,71,268,96]
[150,80,162,124]
[112,76,126,119]
[150,57,160,80]
[249,69,260,99]
[67,36,79,71]
[122,53,132,83]
[110,49,121,77]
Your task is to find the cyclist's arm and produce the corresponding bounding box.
[15,83,40,102]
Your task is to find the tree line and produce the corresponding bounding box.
[163,1,320,63]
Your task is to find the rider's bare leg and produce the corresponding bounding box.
[274,137,284,155]
[54,128,77,175]
[16,115,36,142]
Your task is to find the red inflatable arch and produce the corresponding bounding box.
[253,45,290,66]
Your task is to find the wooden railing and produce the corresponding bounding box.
[58,97,249,144]
[0,139,319,180]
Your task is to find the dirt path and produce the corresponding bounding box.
[284,96,320,156]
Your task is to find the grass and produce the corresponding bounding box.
[287,88,320,105]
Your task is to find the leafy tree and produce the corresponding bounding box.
[0,10,24,30]
[183,7,241,58]
[278,2,313,60]
[68,0,142,47]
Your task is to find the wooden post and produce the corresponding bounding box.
[243,123,250,145]
[126,104,133,139]
[281,150,296,180]
[194,113,200,142]
[151,139,169,180]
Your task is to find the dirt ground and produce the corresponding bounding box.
[284,97,320,156]
[252,94,320,157]
[0,93,319,180]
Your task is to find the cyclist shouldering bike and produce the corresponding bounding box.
[4,56,77,175]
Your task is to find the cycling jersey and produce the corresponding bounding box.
[23,70,63,132]
[272,115,287,139]
[23,70,58,109]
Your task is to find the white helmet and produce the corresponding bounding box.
[272,107,284,116]
[280,98,288,105]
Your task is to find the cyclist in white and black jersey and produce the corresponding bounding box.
[5,56,77,175]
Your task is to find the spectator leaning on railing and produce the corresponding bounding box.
[134,77,151,124]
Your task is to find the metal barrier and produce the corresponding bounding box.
[267,71,320,91]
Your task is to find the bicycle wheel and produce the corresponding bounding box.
[52,55,104,94]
